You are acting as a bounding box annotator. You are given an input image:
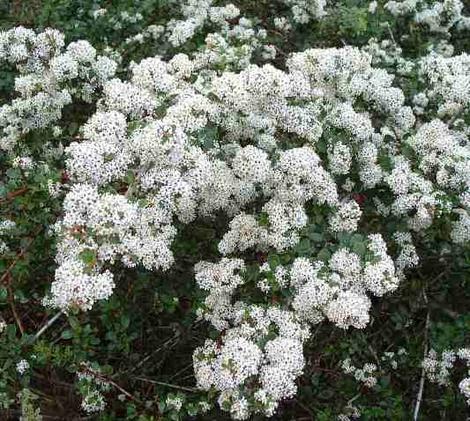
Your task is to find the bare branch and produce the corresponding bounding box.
[413,290,430,421]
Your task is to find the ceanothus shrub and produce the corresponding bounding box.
[1,0,469,418]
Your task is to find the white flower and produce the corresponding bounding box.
[16,359,30,375]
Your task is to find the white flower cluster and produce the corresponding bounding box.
[166,0,240,47]
[122,0,272,71]
[393,231,419,274]
[419,52,470,117]
[47,183,176,310]
[341,358,378,388]
[385,0,420,16]
[76,364,110,414]
[415,0,468,33]
[165,394,184,412]
[192,233,399,416]
[288,234,399,328]
[362,38,415,75]
[424,348,470,405]
[381,348,408,369]
[81,390,106,413]
[425,349,456,384]
[0,319,6,334]
[338,404,361,421]
[193,300,309,419]
[341,347,408,390]
[0,219,16,255]
[0,27,117,151]
[16,359,30,375]
[385,0,470,33]
[280,0,327,23]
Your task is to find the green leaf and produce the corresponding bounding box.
[0,287,7,303]
[121,315,130,329]
[61,330,73,340]
[310,232,324,243]
[79,249,96,267]
[317,248,331,262]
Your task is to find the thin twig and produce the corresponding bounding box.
[176,373,196,382]
[0,235,36,284]
[413,290,430,421]
[30,310,64,343]
[347,393,361,405]
[295,399,314,417]
[6,275,24,335]
[125,334,181,375]
[1,232,41,335]
[133,376,198,393]
[368,344,381,369]
[0,186,29,203]
[169,362,193,381]
[387,24,396,44]
[82,366,140,402]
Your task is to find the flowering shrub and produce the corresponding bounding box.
[0,0,469,419]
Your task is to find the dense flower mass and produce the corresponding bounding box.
[1,0,469,418]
